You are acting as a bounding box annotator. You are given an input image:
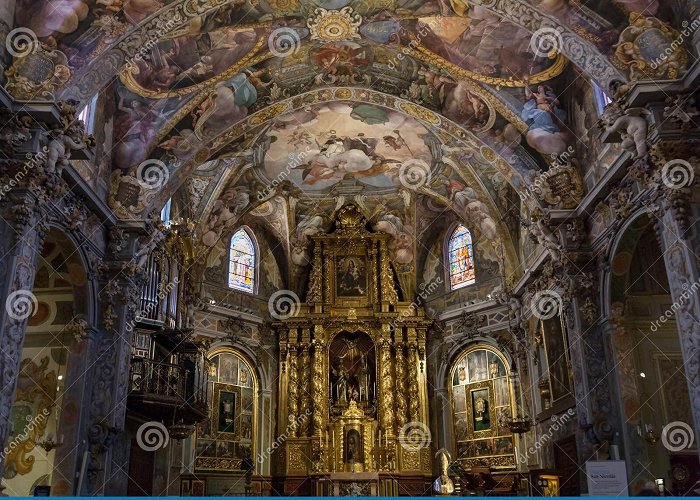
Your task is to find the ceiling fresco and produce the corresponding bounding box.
[2,0,696,292]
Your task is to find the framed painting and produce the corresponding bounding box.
[191,480,206,496]
[214,383,239,436]
[466,381,495,436]
[336,256,367,297]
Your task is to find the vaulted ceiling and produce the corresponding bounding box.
[5,0,694,291]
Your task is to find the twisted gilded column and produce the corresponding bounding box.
[407,341,420,423]
[379,337,395,434]
[312,338,325,437]
[394,341,408,428]
[287,343,299,428]
[298,342,312,436]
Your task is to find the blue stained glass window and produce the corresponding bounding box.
[448,225,475,290]
[228,229,255,292]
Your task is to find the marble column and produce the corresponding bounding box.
[656,208,700,462]
[0,190,46,480]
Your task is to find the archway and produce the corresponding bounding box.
[3,228,92,496]
[607,214,698,495]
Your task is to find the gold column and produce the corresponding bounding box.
[298,341,312,436]
[379,337,395,435]
[407,337,420,423]
[312,336,325,437]
[287,342,299,428]
[394,341,408,429]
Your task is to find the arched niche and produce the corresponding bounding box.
[449,344,516,470]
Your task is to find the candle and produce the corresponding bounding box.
[385,434,388,447]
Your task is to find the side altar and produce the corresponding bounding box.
[272,205,433,495]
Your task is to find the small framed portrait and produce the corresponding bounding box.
[336,256,367,297]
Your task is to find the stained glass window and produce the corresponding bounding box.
[448,224,475,290]
[228,229,255,292]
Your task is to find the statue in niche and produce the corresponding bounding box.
[332,361,350,405]
[329,332,376,409]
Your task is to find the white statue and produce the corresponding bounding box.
[602,107,650,160]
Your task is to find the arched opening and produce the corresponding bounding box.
[3,229,91,496]
[450,345,515,470]
[608,215,697,495]
[189,348,257,495]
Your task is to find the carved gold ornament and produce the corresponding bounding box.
[613,13,689,81]
[4,40,70,100]
[307,7,362,42]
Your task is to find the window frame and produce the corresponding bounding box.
[445,223,476,291]
[227,227,258,295]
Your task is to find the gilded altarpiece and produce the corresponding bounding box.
[274,205,432,495]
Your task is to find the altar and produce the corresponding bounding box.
[273,205,433,495]
[329,472,379,496]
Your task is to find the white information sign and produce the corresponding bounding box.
[586,460,629,496]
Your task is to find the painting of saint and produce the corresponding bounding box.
[218,391,236,433]
[467,350,487,382]
[542,316,572,401]
[336,257,366,297]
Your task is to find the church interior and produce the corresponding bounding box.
[0,0,699,496]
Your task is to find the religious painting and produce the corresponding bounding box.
[259,102,437,195]
[454,416,468,441]
[217,390,236,434]
[240,414,253,440]
[541,315,572,402]
[344,429,363,464]
[494,437,514,455]
[494,378,509,407]
[219,354,238,384]
[473,438,493,457]
[329,332,376,409]
[336,256,367,297]
[197,350,256,472]
[467,350,487,382]
[453,385,466,413]
[471,387,490,431]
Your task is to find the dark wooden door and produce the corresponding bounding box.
[127,438,154,496]
[554,435,580,496]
